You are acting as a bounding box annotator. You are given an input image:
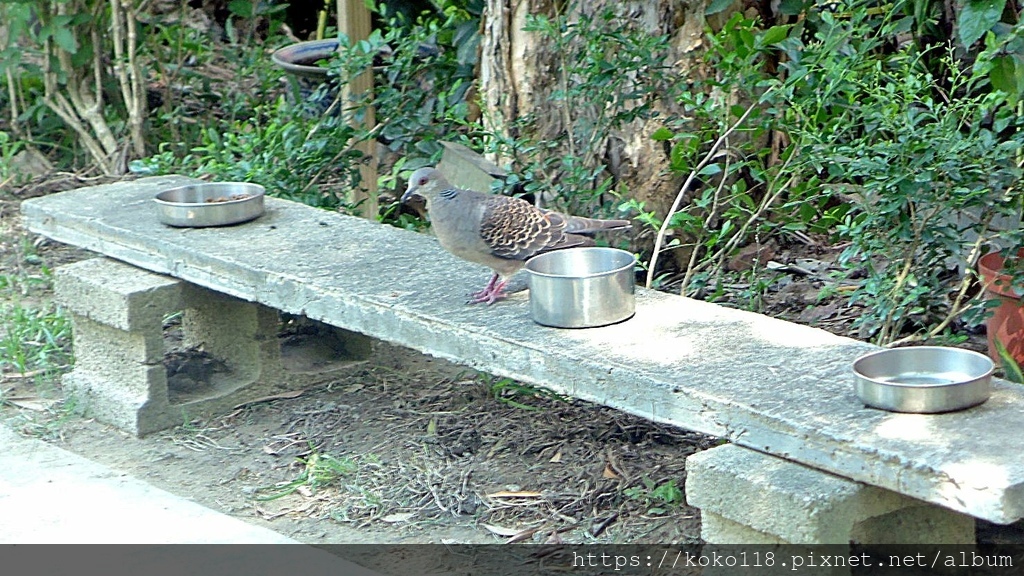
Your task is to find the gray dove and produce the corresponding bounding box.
[401,167,631,304]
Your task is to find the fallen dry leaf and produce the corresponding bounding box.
[602,464,620,479]
[482,523,523,537]
[548,449,562,463]
[6,396,57,411]
[543,531,565,545]
[1,367,58,380]
[507,526,543,544]
[486,490,543,498]
[233,389,305,409]
[254,498,315,520]
[381,512,416,523]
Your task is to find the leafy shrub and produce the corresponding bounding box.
[779,4,1024,344]
[139,1,481,216]
[631,14,835,297]
[140,96,365,210]
[489,8,672,218]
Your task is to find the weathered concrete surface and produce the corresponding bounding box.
[54,257,367,435]
[2,427,332,548]
[687,444,975,544]
[56,258,184,434]
[21,176,1024,524]
[0,430,393,572]
[56,258,303,432]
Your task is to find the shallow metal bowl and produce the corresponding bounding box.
[852,347,994,413]
[525,247,636,328]
[270,39,338,78]
[155,183,265,228]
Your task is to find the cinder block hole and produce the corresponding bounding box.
[162,310,236,405]
[278,313,371,373]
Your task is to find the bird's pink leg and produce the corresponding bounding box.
[469,273,499,300]
[468,274,509,305]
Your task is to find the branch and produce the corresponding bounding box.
[300,122,383,195]
[678,149,730,292]
[126,1,147,157]
[645,88,772,289]
[44,92,111,170]
[888,212,996,347]
[110,0,147,157]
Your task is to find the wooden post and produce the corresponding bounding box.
[337,0,378,219]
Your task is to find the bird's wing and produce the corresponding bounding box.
[479,195,587,261]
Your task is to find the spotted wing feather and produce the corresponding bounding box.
[479,196,576,261]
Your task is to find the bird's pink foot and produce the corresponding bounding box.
[469,273,498,299]
[468,275,508,305]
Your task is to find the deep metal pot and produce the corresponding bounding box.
[525,247,636,328]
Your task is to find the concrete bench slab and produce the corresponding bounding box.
[21,176,1024,525]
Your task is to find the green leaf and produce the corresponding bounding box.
[698,164,723,177]
[719,219,734,237]
[227,0,253,18]
[52,26,78,54]
[989,55,1017,101]
[958,0,1006,48]
[651,126,674,141]
[456,28,480,67]
[669,137,697,172]
[777,0,809,15]
[995,340,1024,384]
[706,0,735,16]
[759,25,792,47]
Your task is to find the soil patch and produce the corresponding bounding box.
[3,341,709,544]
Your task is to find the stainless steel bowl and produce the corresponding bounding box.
[525,247,636,328]
[155,183,265,227]
[270,39,338,78]
[852,347,994,413]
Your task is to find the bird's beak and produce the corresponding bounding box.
[400,185,424,205]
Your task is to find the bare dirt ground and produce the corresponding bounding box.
[10,343,711,544]
[4,175,1023,547]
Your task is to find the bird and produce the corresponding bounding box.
[401,167,631,304]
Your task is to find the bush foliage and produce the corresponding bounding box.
[1,0,1022,346]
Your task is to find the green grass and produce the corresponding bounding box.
[481,373,569,411]
[254,449,359,501]
[0,302,73,376]
[623,478,684,516]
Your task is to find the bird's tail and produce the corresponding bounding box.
[561,214,632,235]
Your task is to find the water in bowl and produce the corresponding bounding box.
[881,372,970,386]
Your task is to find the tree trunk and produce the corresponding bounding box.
[479,0,718,265]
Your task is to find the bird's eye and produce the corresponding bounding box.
[419,177,428,185]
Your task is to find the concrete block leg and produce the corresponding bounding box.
[685,444,975,546]
[178,284,284,391]
[56,258,183,436]
[55,258,372,436]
